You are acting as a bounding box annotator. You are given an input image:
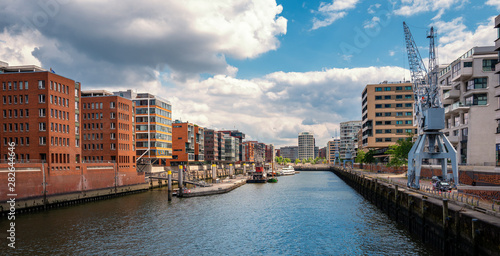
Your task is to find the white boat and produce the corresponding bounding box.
[280,165,295,175]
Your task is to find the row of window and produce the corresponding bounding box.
[49,94,70,107]
[375,128,413,134]
[50,136,70,147]
[136,107,172,118]
[2,81,28,91]
[375,103,412,108]
[2,95,29,104]
[3,109,29,118]
[83,122,104,130]
[3,137,29,146]
[374,86,412,92]
[375,95,413,100]
[3,123,29,132]
[2,154,30,161]
[82,143,130,151]
[375,120,413,125]
[48,81,70,95]
[375,112,413,117]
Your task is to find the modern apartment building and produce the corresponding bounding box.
[217,131,226,161]
[438,46,498,165]
[361,81,416,159]
[0,62,81,170]
[242,141,256,162]
[495,15,500,168]
[204,129,219,162]
[319,147,327,158]
[265,144,274,163]
[81,90,136,172]
[298,132,315,160]
[224,134,237,162]
[340,120,362,159]
[169,121,204,165]
[280,146,298,161]
[114,90,172,166]
[219,130,245,162]
[327,139,340,163]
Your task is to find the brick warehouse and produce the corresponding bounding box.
[81,90,144,185]
[0,62,145,202]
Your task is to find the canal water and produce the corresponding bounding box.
[2,171,437,255]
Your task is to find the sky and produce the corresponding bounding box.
[0,0,498,148]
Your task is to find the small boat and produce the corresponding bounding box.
[247,166,267,183]
[267,177,278,183]
[281,165,295,175]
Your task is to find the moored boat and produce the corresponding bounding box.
[281,165,295,175]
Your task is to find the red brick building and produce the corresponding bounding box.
[204,129,219,162]
[81,90,139,179]
[0,63,81,171]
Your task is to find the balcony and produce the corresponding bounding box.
[495,61,500,74]
[451,66,473,82]
[445,102,470,115]
[443,90,460,100]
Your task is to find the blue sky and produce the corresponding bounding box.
[0,0,498,148]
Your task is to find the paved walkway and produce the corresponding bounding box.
[349,168,500,216]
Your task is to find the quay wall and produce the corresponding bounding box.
[332,166,500,256]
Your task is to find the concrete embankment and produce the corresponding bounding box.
[331,166,500,256]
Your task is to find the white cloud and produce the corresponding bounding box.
[393,0,466,19]
[170,66,411,147]
[311,0,360,30]
[389,50,396,56]
[0,0,287,84]
[486,0,500,9]
[368,3,382,14]
[432,16,496,64]
[363,16,381,29]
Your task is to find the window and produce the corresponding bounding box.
[405,86,412,90]
[25,95,28,104]
[396,121,403,125]
[111,143,116,150]
[384,95,391,100]
[110,102,116,108]
[111,122,116,129]
[25,81,28,90]
[405,129,412,133]
[110,112,116,119]
[396,104,402,107]
[39,122,46,131]
[8,82,11,90]
[395,86,402,90]
[375,121,382,125]
[396,129,403,133]
[405,120,412,125]
[376,138,383,142]
[405,112,412,116]
[405,103,412,107]
[39,136,46,145]
[384,104,391,108]
[384,87,391,91]
[2,96,5,104]
[2,82,5,90]
[375,113,382,117]
[375,104,382,108]
[376,129,383,134]
[19,95,23,104]
[38,80,45,89]
[466,78,487,91]
[375,96,382,100]
[465,94,488,106]
[385,129,391,133]
[39,108,46,117]
[405,95,412,99]
[385,121,391,125]
[384,112,391,116]
[111,133,116,139]
[91,103,94,109]
[385,138,392,142]
[13,82,17,90]
[38,94,46,103]
[483,59,498,71]
[464,61,472,68]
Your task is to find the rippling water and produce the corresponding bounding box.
[2,171,437,255]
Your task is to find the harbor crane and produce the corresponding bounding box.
[403,22,459,189]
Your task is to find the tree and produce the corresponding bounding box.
[386,133,414,167]
[284,158,291,164]
[355,149,366,163]
[364,150,375,164]
[295,158,301,164]
[275,156,284,165]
